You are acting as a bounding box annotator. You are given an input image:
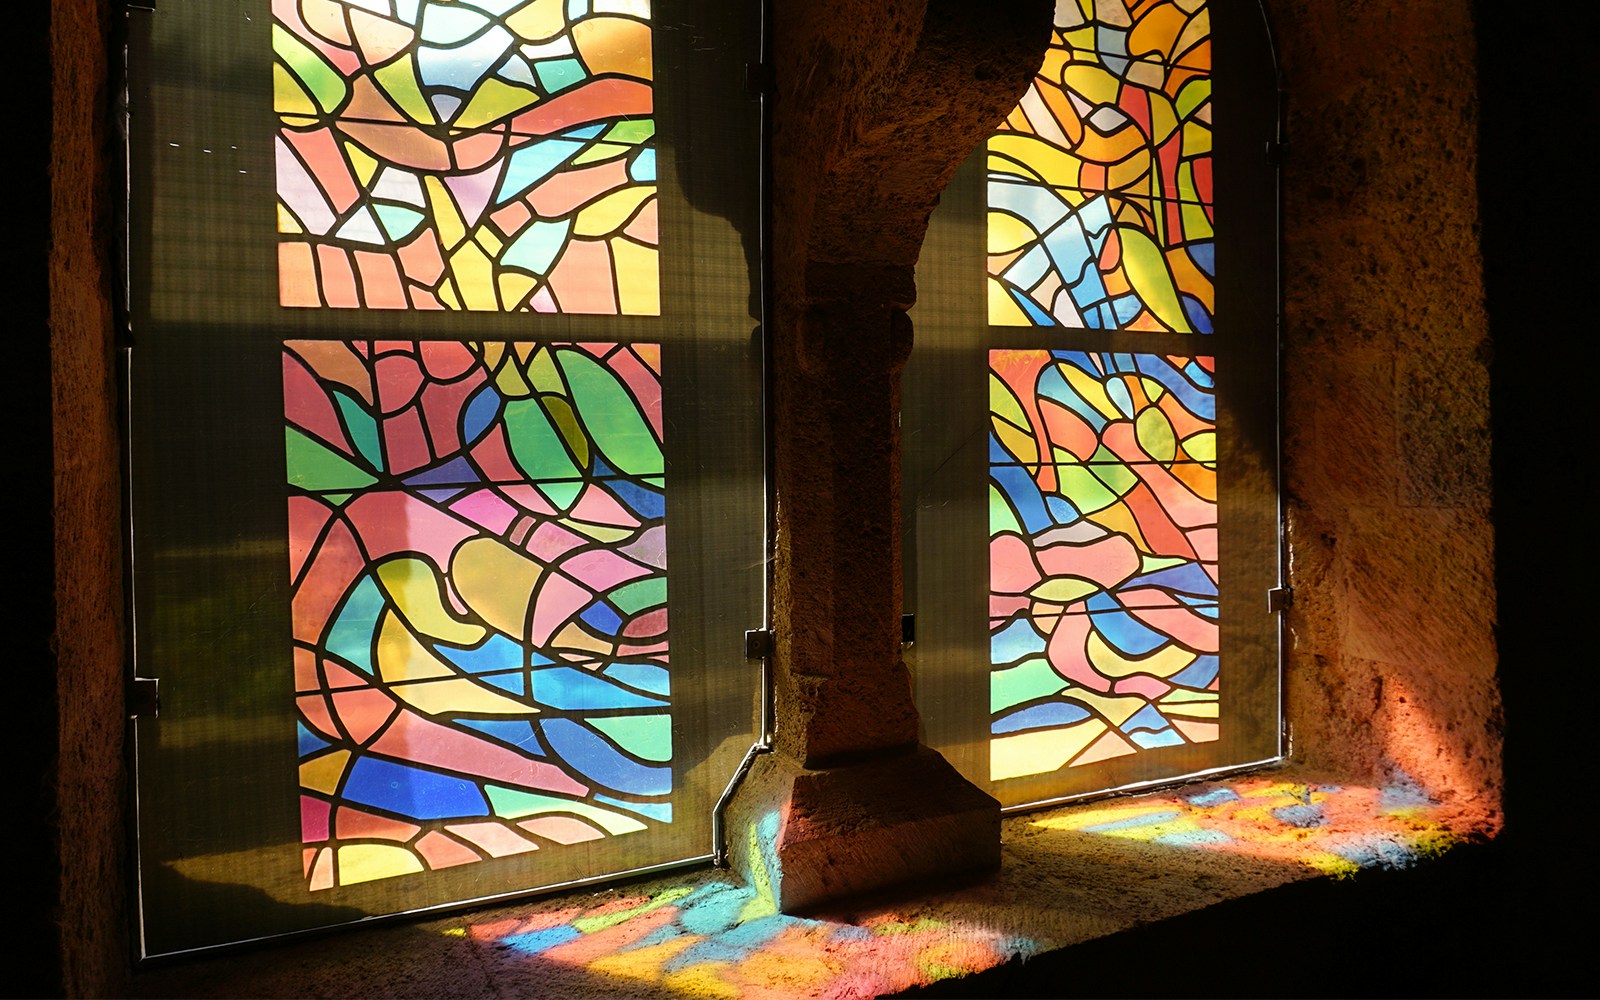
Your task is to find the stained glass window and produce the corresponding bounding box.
[274,0,659,314]
[904,0,1280,810]
[129,0,761,958]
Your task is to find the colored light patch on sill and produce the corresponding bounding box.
[989,0,1213,330]
[287,340,671,890]
[275,0,658,315]
[989,349,1218,781]
[1031,775,1461,877]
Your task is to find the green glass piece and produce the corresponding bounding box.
[286,427,379,491]
[990,483,1023,535]
[483,786,648,834]
[558,350,662,476]
[604,119,656,145]
[589,713,672,762]
[274,25,347,115]
[608,576,666,614]
[503,398,581,481]
[333,390,383,471]
[992,656,1066,713]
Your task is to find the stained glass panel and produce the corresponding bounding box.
[989,0,1213,331]
[988,350,1218,781]
[286,341,671,889]
[275,0,658,314]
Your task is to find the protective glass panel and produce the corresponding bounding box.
[128,0,762,958]
[905,0,1279,811]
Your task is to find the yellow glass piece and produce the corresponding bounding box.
[543,396,590,467]
[426,176,466,250]
[278,203,304,234]
[988,276,1032,324]
[345,142,379,186]
[453,78,541,131]
[450,537,541,639]
[373,52,435,126]
[436,278,462,310]
[1181,117,1213,154]
[990,133,1081,189]
[1086,631,1195,679]
[476,226,504,257]
[527,345,564,394]
[1119,228,1189,331]
[989,211,1038,256]
[574,186,655,238]
[1182,430,1216,463]
[988,370,1031,431]
[994,420,1038,469]
[274,25,347,114]
[274,63,318,118]
[493,354,533,396]
[1072,688,1153,727]
[1030,577,1101,604]
[1059,364,1121,420]
[450,242,498,310]
[991,721,1106,781]
[376,557,487,645]
[398,677,536,715]
[564,520,636,543]
[551,620,615,655]
[1062,63,1119,106]
[1161,699,1219,718]
[337,844,424,886]
[506,0,567,42]
[497,272,539,310]
[612,237,660,315]
[299,749,351,795]
[1135,406,1177,461]
[376,611,455,684]
[1086,501,1152,552]
[573,15,653,80]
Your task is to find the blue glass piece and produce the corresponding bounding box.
[498,140,583,203]
[419,487,466,503]
[992,701,1091,734]
[579,600,623,633]
[595,794,671,822]
[461,384,501,444]
[1126,562,1218,597]
[1086,593,1168,655]
[1042,218,1095,289]
[419,3,490,44]
[530,667,668,711]
[1036,363,1109,430]
[609,477,665,519]
[991,617,1047,664]
[1105,371,1136,417]
[540,718,672,795]
[1135,354,1216,419]
[1121,703,1172,734]
[342,756,490,820]
[438,633,539,674]
[1046,494,1082,524]
[562,123,606,140]
[416,26,515,92]
[1012,288,1056,326]
[601,662,670,696]
[458,718,541,751]
[325,575,384,674]
[298,722,330,757]
[496,53,537,87]
[988,180,1070,235]
[1131,728,1187,749]
[501,219,573,274]
[1183,358,1214,388]
[991,463,1052,534]
[534,57,588,94]
[429,93,462,122]
[629,147,656,182]
[1077,195,1115,238]
[405,455,480,487]
[1169,654,1219,689]
[1182,294,1214,333]
[990,430,1014,464]
[1188,241,1215,276]
[566,0,588,19]
[1111,293,1143,326]
[1004,243,1055,296]
[483,670,526,696]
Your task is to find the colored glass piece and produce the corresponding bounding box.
[988,0,1213,330]
[275,1,659,314]
[989,349,1219,781]
[287,340,670,889]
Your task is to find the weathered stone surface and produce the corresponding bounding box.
[727,746,1000,914]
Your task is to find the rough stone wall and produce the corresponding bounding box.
[1268,0,1501,825]
[50,0,127,994]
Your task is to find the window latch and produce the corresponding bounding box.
[743,62,774,99]
[129,676,160,720]
[901,613,915,645]
[744,628,773,660]
[1267,587,1293,613]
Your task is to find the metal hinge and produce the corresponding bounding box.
[129,676,160,719]
[1265,140,1286,165]
[744,628,773,659]
[1267,587,1293,613]
[901,613,915,645]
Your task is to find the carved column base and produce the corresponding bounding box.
[726,745,1000,913]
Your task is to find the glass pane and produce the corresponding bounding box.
[128,0,762,957]
[904,0,1279,811]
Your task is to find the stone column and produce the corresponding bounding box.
[725,0,1052,912]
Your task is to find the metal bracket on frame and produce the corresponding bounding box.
[129,676,160,719]
[744,628,773,660]
[1267,587,1293,613]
